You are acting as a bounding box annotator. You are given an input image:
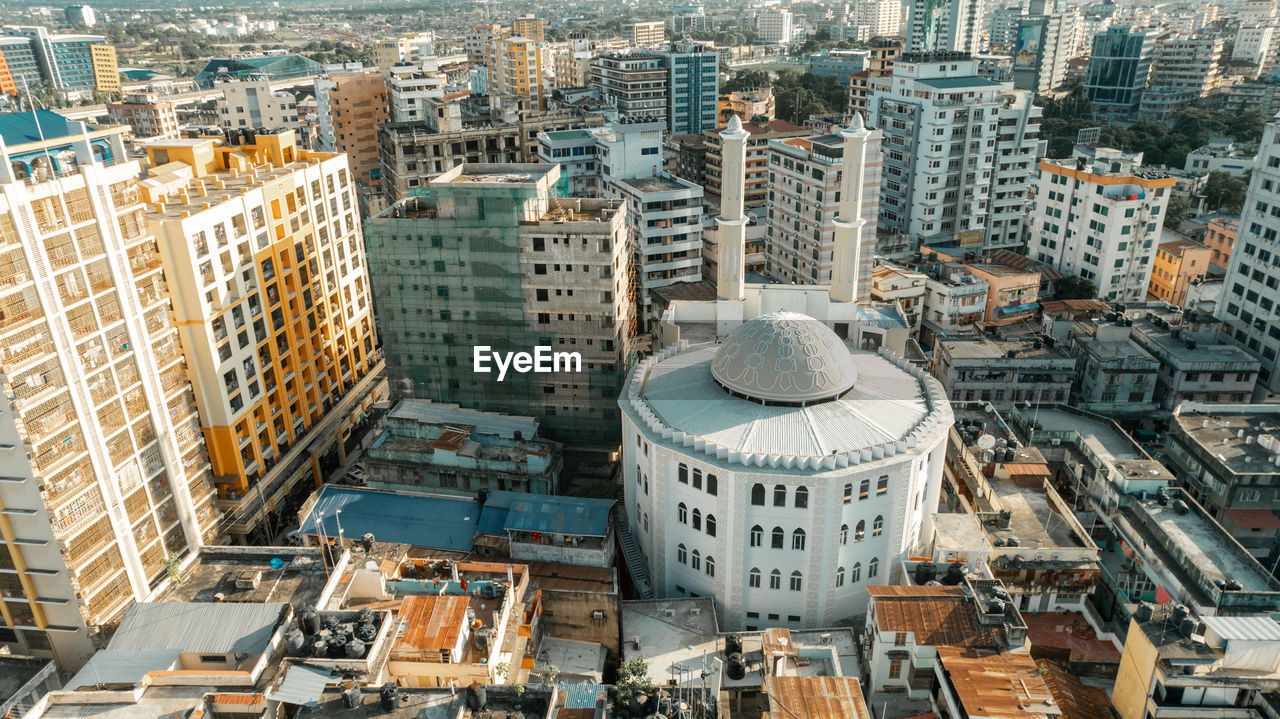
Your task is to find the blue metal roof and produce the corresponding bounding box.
[562,684,611,709]
[0,110,79,147]
[478,490,614,537]
[298,487,482,551]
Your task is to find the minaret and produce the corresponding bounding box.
[831,112,870,304]
[716,115,751,301]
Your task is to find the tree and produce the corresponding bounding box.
[615,658,653,716]
[1055,275,1097,300]
[1202,171,1248,214]
[1164,195,1190,231]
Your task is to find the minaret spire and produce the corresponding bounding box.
[831,112,870,303]
[716,115,751,301]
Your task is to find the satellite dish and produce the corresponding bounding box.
[977,434,997,450]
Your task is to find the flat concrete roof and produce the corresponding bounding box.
[1172,405,1280,475]
[1031,407,1146,465]
[618,174,700,194]
[1139,497,1273,593]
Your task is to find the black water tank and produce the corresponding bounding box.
[465,683,487,711]
[346,637,366,658]
[914,561,937,585]
[944,562,965,585]
[379,683,399,711]
[361,532,375,551]
[300,608,320,634]
[727,652,747,680]
[724,634,743,656]
[340,680,361,709]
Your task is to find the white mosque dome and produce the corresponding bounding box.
[711,312,858,404]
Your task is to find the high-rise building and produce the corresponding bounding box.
[857,0,903,37]
[870,54,1042,252]
[590,52,668,123]
[140,130,384,541]
[756,9,795,44]
[703,119,809,207]
[64,5,96,26]
[1148,32,1227,100]
[4,28,114,99]
[626,21,666,47]
[554,39,596,89]
[988,6,1022,50]
[465,23,506,66]
[1084,26,1155,118]
[321,71,387,185]
[487,35,545,112]
[847,38,900,118]
[0,112,219,668]
[106,92,179,140]
[1010,0,1081,93]
[385,61,447,124]
[905,0,983,54]
[215,79,300,135]
[1028,147,1174,302]
[365,163,637,443]
[511,15,545,43]
[763,128,881,299]
[1215,119,1280,399]
[88,43,117,95]
[373,33,434,71]
[661,41,718,136]
[672,5,712,35]
[0,37,42,89]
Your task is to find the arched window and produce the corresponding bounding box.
[792,528,806,550]
[750,525,763,547]
[836,566,845,587]
[677,544,687,564]
[677,502,687,524]
[771,526,784,549]
[859,479,870,499]
[855,520,866,541]
[643,513,649,532]
[769,569,782,589]
[840,524,848,545]
[851,561,862,582]
[773,484,787,507]
[692,468,702,489]
[869,557,879,578]
[749,567,761,587]
[691,550,701,571]
[877,475,889,495]
[692,509,702,531]
[873,515,884,536]
[706,514,717,537]
[707,474,718,496]
[795,486,809,508]
[751,483,765,505]
[789,571,803,591]
[678,463,688,483]
[843,483,853,504]
[705,556,715,577]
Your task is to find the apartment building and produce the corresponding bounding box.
[554,39,596,88]
[323,71,388,184]
[1010,0,1080,93]
[465,23,506,65]
[0,37,41,89]
[536,128,600,196]
[1028,148,1174,302]
[3,27,116,100]
[106,92,180,141]
[904,0,982,54]
[373,33,434,70]
[365,163,636,443]
[703,118,809,206]
[870,54,1042,252]
[140,130,383,542]
[718,87,774,127]
[385,61,448,125]
[847,38,900,118]
[511,16,545,43]
[0,114,219,670]
[762,131,881,299]
[1149,32,1227,100]
[1130,315,1259,409]
[1202,216,1237,270]
[1148,233,1211,307]
[626,21,666,46]
[1084,27,1155,118]
[590,52,668,123]
[487,35,545,112]
[932,336,1076,406]
[756,9,795,44]
[216,79,300,134]
[663,42,719,136]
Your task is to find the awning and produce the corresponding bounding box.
[266,664,335,707]
[996,301,1039,315]
[1225,508,1280,530]
[1003,463,1052,476]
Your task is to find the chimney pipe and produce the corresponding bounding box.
[831,112,871,304]
[715,115,750,302]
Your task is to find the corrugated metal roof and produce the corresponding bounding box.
[765,676,870,719]
[935,648,1057,719]
[479,490,613,537]
[1202,615,1280,642]
[65,649,183,689]
[394,595,470,656]
[109,602,288,654]
[388,399,539,440]
[266,664,335,707]
[298,486,480,551]
[870,587,1002,648]
[562,684,609,709]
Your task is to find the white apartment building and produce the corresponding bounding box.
[921,263,988,334]
[1149,33,1227,99]
[0,119,219,670]
[858,0,903,37]
[1215,120,1280,400]
[869,56,1042,252]
[1234,26,1274,68]
[1028,148,1174,302]
[387,61,447,124]
[1010,0,1081,94]
[757,9,795,44]
[553,43,595,88]
[626,20,666,46]
[216,79,300,133]
[763,130,881,299]
[905,0,983,54]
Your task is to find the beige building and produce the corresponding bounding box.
[626,20,666,46]
[90,43,118,94]
[140,130,384,542]
[487,36,545,111]
[107,92,179,140]
[327,72,387,184]
[374,33,434,71]
[511,15,545,43]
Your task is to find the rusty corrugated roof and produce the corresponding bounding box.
[937,648,1060,719]
[394,595,470,657]
[869,587,1003,648]
[764,676,870,719]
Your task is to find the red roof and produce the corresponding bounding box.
[1226,509,1280,530]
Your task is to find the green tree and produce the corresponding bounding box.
[1164,195,1190,231]
[722,69,771,94]
[1054,275,1098,300]
[1202,171,1248,214]
[615,658,653,716]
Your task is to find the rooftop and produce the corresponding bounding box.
[1171,404,1280,475]
[387,400,540,441]
[161,546,331,608]
[867,586,1004,648]
[764,676,870,719]
[109,602,289,654]
[917,76,1003,90]
[300,689,461,719]
[541,129,595,141]
[617,174,701,194]
[621,598,719,684]
[393,594,470,657]
[1024,406,1146,466]
[0,656,52,706]
[0,110,91,147]
[1136,494,1275,593]
[936,648,1060,719]
[1132,320,1258,369]
[941,338,1073,362]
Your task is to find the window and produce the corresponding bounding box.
[750,525,763,547]
[769,569,782,589]
[877,475,888,495]
[706,514,717,537]
[678,503,687,524]
[836,567,845,587]
[795,486,808,508]
[677,544,687,564]
[851,562,861,581]
[789,571,803,591]
[751,484,765,505]
[773,485,787,506]
[869,557,879,578]
[888,659,903,679]
[692,468,702,489]
[840,524,848,545]
[705,557,715,577]
[691,550,700,571]
[678,463,688,483]
[894,632,907,646]
[859,479,870,499]
[692,509,702,531]
[771,527,784,549]
[873,515,884,536]
[844,483,853,504]
[707,474,718,496]
[792,529,806,550]
[855,520,866,541]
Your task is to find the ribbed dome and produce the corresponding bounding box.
[711,312,858,404]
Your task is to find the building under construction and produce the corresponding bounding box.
[365,163,638,444]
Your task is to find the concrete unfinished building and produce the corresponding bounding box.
[365,163,638,444]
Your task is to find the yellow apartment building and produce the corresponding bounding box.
[487,35,544,111]
[90,44,118,95]
[1148,232,1211,307]
[139,130,384,543]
